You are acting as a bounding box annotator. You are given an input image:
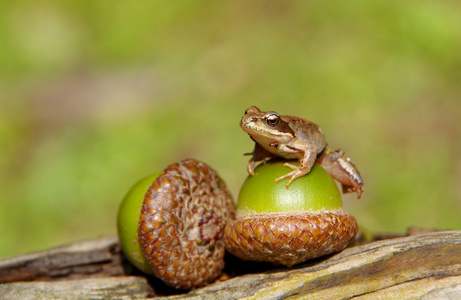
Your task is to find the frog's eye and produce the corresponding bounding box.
[266,113,280,127]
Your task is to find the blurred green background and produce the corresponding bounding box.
[1,1,460,259]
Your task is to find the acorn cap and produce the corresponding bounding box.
[224,211,357,267]
[137,159,235,289]
[223,160,358,267]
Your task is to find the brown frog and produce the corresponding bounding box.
[240,106,364,198]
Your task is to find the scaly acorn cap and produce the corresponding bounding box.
[137,159,235,289]
[224,211,357,267]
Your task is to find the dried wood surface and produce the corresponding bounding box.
[0,236,124,283]
[0,277,154,300]
[0,231,460,299]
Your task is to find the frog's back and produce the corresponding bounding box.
[288,116,327,154]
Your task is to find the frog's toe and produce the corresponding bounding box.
[274,172,294,184]
[283,162,298,170]
[274,170,305,189]
[285,177,297,188]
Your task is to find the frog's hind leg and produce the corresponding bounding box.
[318,149,364,199]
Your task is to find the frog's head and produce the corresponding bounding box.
[240,106,294,142]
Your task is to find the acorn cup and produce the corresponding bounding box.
[223,159,358,267]
[117,159,236,290]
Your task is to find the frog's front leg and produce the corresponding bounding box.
[318,149,364,199]
[274,141,318,188]
[245,143,277,175]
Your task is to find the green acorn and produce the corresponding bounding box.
[117,159,235,289]
[224,160,358,267]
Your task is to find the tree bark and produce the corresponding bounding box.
[0,236,124,283]
[0,231,460,299]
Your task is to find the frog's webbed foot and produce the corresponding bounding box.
[342,184,363,198]
[319,149,364,199]
[274,162,309,188]
[274,147,317,188]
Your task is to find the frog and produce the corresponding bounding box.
[240,106,364,198]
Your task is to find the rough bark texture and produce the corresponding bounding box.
[0,231,460,299]
[0,277,154,300]
[0,236,124,283]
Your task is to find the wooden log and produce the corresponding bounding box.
[0,236,124,282]
[0,231,460,299]
[0,277,154,300]
[164,230,461,299]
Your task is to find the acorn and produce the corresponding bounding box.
[223,159,358,267]
[117,159,236,289]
